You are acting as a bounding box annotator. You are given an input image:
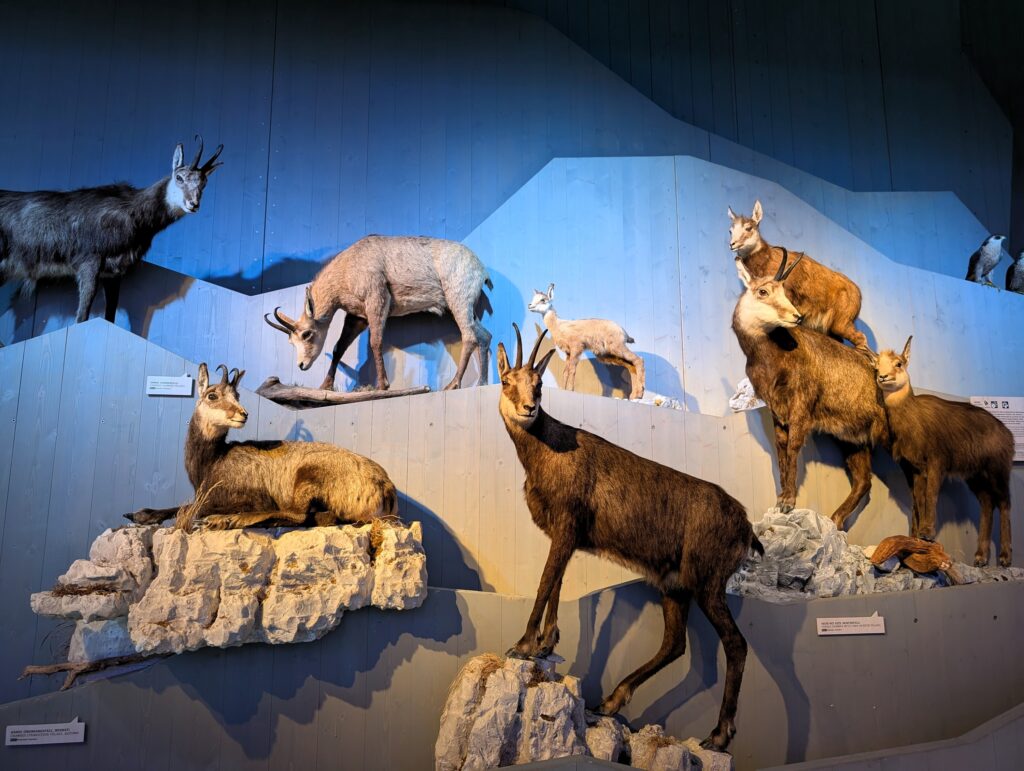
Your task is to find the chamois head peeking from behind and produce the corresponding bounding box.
[167,135,224,214]
[496,323,557,430]
[194,363,248,436]
[869,336,912,394]
[264,287,331,371]
[727,199,765,254]
[527,283,555,314]
[734,249,804,331]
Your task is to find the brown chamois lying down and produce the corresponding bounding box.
[732,252,888,527]
[496,324,762,752]
[728,200,868,351]
[125,364,397,530]
[871,337,1013,566]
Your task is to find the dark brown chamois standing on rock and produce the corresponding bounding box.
[870,337,1013,566]
[728,200,868,351]
[731,252,888,527]
[496,323,762,752]
[125,363,397,530]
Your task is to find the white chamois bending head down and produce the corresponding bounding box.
[265,287,330,372]
[526,281,645,400]
[727,200,765,254]
[733,256,804,332]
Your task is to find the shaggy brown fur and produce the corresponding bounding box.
[732,256,888,527]
[497,324,761,752]
[871,338,1013,566]
[729,200,867,351]
[125,364,397,529]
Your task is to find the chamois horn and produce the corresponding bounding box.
[528,328,549,369]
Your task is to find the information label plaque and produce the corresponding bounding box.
[816,612,885,636]
[6,717,85,746]
[970,396,1024,462]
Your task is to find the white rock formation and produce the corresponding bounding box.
[728,509,1024,602]
[30,521,427,663]
[728,377,765,412]
[435,654,731,771]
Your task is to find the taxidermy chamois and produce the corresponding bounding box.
[0,136,222,323]
[527,282,645,399]
[1006,251,1024,294]
[265,235,492,391]
[728,200,867,351]
[732,252,888,527]
[125,363,397,530]
[870,337,1013,566]
[497,323,761,751]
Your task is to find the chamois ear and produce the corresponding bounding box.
[304,286,315,319]
[727,205,737,222]
[172,144,184,171]
[546,283,555,298]
[901,335,913,363]
[497,342,511,377]
[735,258,754,288]
[752,200,763,224]
[534,348,557,378]
[197,363,209,392]
[865,348,879,367]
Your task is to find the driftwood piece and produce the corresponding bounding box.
[255,376,430,408]
[20,653,168,691]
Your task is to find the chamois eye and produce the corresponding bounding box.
[757,288,768,298]
[207,392,219,401]
[745,225,752,231]
[175,174,184,183]
[895,361,902,368]
[301,330,313,341]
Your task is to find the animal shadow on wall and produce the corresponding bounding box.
[147,587,469,756]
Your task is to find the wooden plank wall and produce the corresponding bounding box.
[0,580,1022,771]
[0,0,1014,345]
[1,321,1022,707]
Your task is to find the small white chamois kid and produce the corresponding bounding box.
[527,283,645,399]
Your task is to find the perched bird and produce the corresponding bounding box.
[1006,251,1024,294]
[965,234,1007,286]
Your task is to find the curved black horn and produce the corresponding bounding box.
[780,250,803,281]
[190,134,204,169]
[273,306,296,332]
[215,364,229,384]
[774,247,789,281]
[527,328,549,369]
[263,313,291,334]
[512,322,523,368]
[201,143,224,172]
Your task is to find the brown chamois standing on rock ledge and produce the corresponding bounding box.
[125,363,397,530]
[728,200,868,351]
[496,323,761,752]
[870,337,1013,566]
[731,252,888,527]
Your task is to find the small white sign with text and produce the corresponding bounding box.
[970,396,1024,462]
[816,612,885,636]
[6,716,85,746]
[146,374,194,397]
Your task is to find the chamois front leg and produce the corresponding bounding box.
[74,259,101,323]
[771,419,794,512]
[779,415,811,513]
[537,573,564,654]
[508,528,574,659]
[321,315,368,391]
[563,348,581,391]
[124,506,182,525]
[203,508,308,530]
[364,290,392,391]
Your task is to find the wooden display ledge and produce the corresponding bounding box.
[255,376,431,408]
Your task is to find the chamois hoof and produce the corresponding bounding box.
[317,379,336,392]
[974,554,989,567]
[999,554,1013,568]
[700,721,736,752]
[776,502,794,514]
[504,647,535,661]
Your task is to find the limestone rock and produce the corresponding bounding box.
[31,589,129,622]
[372,521,428,610]
[87,526,157,597]
[436,655,506,771]
[681,737,733,771]
[516,680,587,764]
[629,725,692,771]
[60,559,135,592]
[69,619,137,664]
[728,377,766,412]
[585,714,627,762]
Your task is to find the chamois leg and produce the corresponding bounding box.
[776,416,810,512]
[474,322,492,386]
[444,309,489,390]
[694,584,747,752]
[918,466,942,542]
[831,443,873,529]
[563,349,581,391]
[623,350,645,399]
[509,530,574,658]
[596,589,691,716]
[998,498,1012,567]
[74,259,101,323]
[203,508,308,530]
[321,315,368,391]
[771,420,792,511]
[365,291,392,391]
[102,276,121,323]
[124,506,181,525]
[537,573,564,654]
[970,482,994,567]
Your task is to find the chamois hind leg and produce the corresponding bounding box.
[102,276,121,323]
[918,465,943,542]
[444,307,487,390]
[909,470,929,538]
[364,288,393,391]
[694,582,747,752]
[509,526,574,658]
[563,349,582,391]
[969,481,994,567]
[74,258,101,323]
[831,443,873,530]
[203,508,308,530]
[322,315,368,391]
[623,350,645,399]
[596,588,691,716]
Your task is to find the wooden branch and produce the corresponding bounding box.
[255,377,430,408]
[21,653,167,691]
